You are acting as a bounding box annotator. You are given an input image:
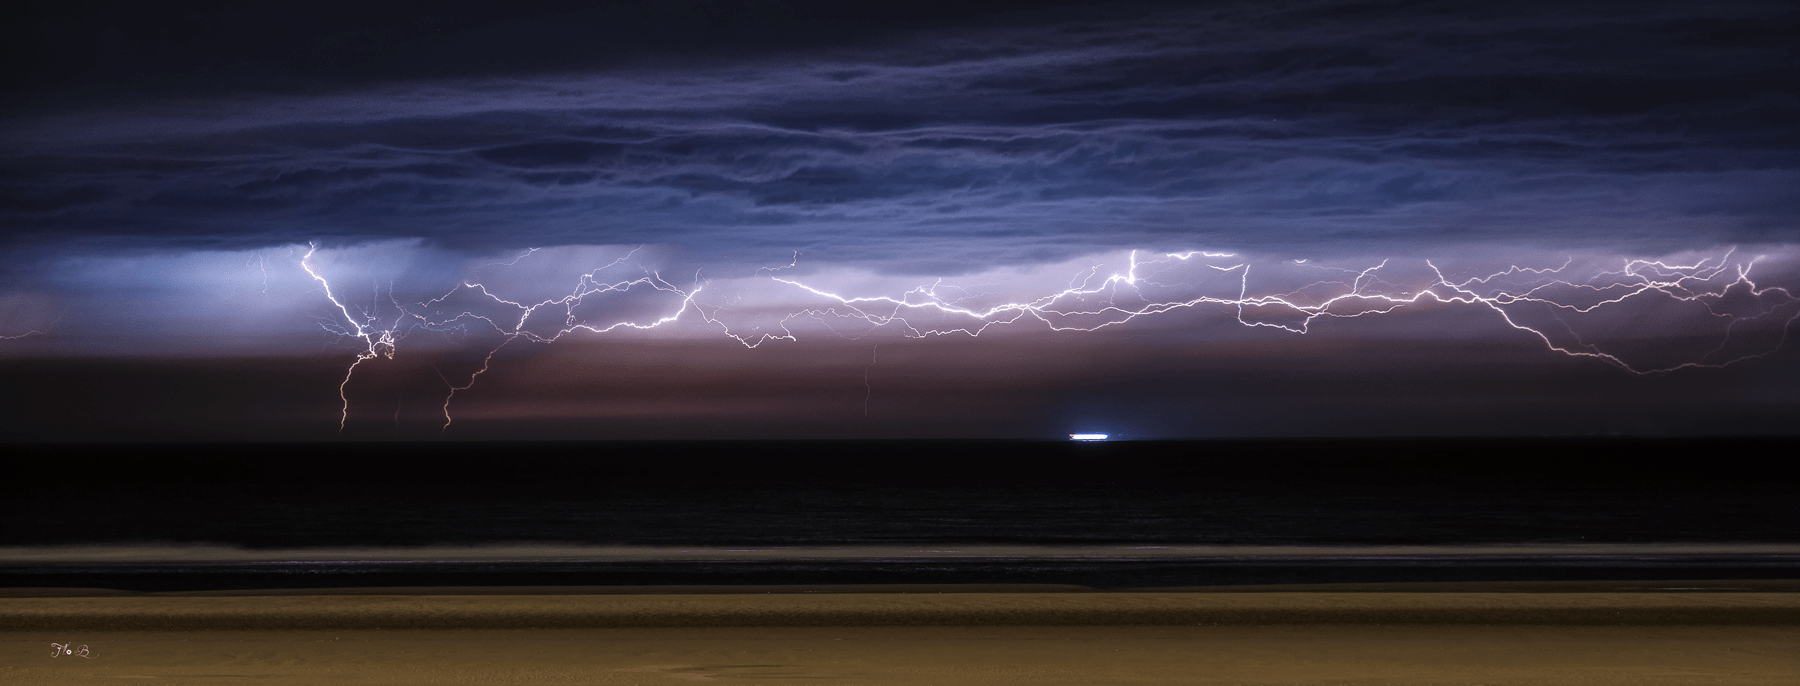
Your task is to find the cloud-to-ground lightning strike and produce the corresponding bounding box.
[417,252,703,431]
[300,243,401,430]
[300,245,704,430]
[289,245,1800,431]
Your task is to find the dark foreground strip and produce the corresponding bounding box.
[6,593,1798,630]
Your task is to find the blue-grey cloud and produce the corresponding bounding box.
[3,1,1798,439]
[2,0,1793,275]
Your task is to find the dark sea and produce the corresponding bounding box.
[5,439,1797,592]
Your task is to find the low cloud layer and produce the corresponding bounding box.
[2,1,1796,438]
[3,242,1795,439]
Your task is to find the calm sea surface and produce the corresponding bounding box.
[5,439,1797,590]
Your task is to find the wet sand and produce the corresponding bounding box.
[6,582,1797,685]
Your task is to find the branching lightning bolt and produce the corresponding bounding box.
[300,243,402,431]
[289,245,1800,431]
[730,249,1799,375]
[303,246,703,431]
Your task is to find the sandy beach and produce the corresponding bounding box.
[5,582,1797,684]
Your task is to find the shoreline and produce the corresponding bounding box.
[8,578,1800,597]
[6,581,1798,631]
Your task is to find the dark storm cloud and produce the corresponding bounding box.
[2,0,1793,272]
[4,1,1800,442]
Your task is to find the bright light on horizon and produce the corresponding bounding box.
[1069,433,1109,441]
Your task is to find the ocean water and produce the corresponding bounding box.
[4,439,1797,591]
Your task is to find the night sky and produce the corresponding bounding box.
[3,0,1797,440]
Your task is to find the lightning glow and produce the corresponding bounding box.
[260,243,1800,432]
[300,243,402,431]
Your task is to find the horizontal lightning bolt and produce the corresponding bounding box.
[282,244,1800,431]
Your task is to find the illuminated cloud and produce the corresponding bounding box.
[0,1,1795,438]
[4,2,1794,266]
